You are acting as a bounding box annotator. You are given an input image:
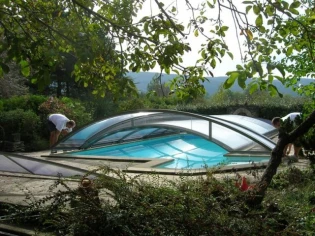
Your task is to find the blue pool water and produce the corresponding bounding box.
[70,134,270,169]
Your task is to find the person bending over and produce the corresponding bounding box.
[47,113,75,148]
[272,112,302,158]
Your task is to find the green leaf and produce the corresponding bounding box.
[207,1,215,8]
[246,5,252,14]
[131,65,138,72]
[249,83,258,94]
[274,75,284,84]
[267,19,274,25]
[260,81,267,90]
[150,61,156,69]
[276,64,286,77]
[223,72,238,89]
[254,61,263,76]
[289,8,299,15]
[286,46,293,56]
[245,29,253,40]
[237,76,246,89]
[290,1,301,8]
[194,29,199,37]
[255,14,263,27]
[20,60,30,77]
[221,26,229,31]
[253,5,260,15]
[201,50,207,59]
[227,52,233,59]
[144,22,149,34]
[165,67,170,74]
[259,26,266,33]
[210,59,216,68]
[266,63,275,73]
[266,5,274,16]
[236,64,244,70]
[281,1,289,9]
[268,84,281,97]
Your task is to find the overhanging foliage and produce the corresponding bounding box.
[1,0,314,99]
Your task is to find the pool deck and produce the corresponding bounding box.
[0,149,310,206]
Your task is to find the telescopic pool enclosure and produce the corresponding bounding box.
[50,110,278,174]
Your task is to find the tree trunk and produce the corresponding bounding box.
[57,79,62,97]
[247,110,315,205]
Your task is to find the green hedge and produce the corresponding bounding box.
[0,109,44,150]
[176,103,305,120]
[0,95,46,112]
[0,93,310,152]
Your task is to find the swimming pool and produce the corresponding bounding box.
[69,134,270,169]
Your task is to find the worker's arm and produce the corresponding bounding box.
[54,130,61,145]
[61,130,69,136]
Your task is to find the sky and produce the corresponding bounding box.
[134,0,251,76]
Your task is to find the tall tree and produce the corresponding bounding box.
[0,0,137,98]
[147,73,170,97]
[1,0,313,98]
[0,53,28,98]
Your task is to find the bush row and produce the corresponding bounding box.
[177,103,305,120]
[0,93,310,151]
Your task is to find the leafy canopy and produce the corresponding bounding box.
[0,0,314,99]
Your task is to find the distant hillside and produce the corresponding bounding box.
[127,72,314,97]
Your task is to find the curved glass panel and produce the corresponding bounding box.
[55,112,158,149]
[211,115,276,136]
[55,110,275,153]
[211,123,253,150]
[92,127,180,147]
[124,128,160,140]
[96,129,137,145]
[209,117,275,150]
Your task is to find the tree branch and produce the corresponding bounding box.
[154,0,185,38]
[248,110,315,205]
[71,0,159,45]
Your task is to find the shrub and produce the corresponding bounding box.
[0,109,42,150]
[38,96,92,128]
[0,169,280,235]
[118,97,146,112]
[4,167,315,235]
[270,167,306,189]
[59,97,93,127]
[1,95,46,112]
